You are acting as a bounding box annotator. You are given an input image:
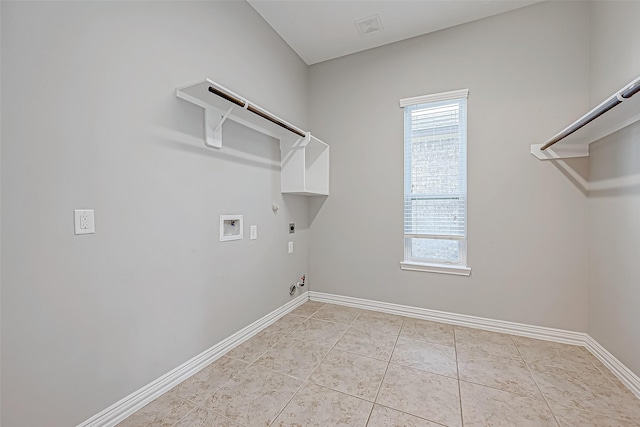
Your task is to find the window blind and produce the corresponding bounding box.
[402,90,467,264]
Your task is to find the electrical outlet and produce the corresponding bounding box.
[74,209,95,235]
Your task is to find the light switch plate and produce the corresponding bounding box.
[74,209,95,235]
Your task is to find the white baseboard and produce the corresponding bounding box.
[308,292,586,344]
[584,335,640,398]
[77,292,309,427]
[309,291,640,399]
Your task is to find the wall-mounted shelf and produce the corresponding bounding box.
[281,134,329,196]
[176,79,329,196]
[531,75,640,160]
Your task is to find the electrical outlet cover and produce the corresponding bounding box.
[74,209,95,235]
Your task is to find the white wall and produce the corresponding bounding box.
[0,2,309,426]
[587,1,640,376]
[308,1,590,331]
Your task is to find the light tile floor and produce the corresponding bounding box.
[117,301,640,426]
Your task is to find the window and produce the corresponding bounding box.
[400,89,470,276]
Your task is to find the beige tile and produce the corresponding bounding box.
[312,304,363,325]
[529,362,606,403]
[376,363,461,427]
[334,326,397,361]
[225,330,281,363]
[290,300,325,317]
[254,337,331,380]
[366,405,441,427]
[530,363,640,423]
[202,364,301,427]
[551,404,640,427]
[400,318,454,347]
[262,313,307,336]
[171,357,249,404]
[351,310,405,336]
[309,349,387,401]
[391,337,457,378]
[273,382,372,426]
[454,326,520,358]
[286,318,349,346]
[173,407,243,427]
[456,349,541,399]
[585,354,620,383]
[459,381,556,427]
[512,336,600,373]
[116,391,196,427]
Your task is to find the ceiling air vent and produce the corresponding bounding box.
[355,14,383,36]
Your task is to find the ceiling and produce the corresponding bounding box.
[248,0,543,65]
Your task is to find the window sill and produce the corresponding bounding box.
[400,261,471,276]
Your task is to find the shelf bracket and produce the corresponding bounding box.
[204,106,235,149]
[530,143,589,160]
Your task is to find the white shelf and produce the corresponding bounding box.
[176,79,329,196]
[281,134,330,196]
[532,75,640,160]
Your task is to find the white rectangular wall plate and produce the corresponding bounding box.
[220,215,243,241]
[74,209,95,235]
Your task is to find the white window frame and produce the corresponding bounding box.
[399,89,471,276]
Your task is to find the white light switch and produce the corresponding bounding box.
[288,241,293,254]
[74,209,95,235]
[250,225,257,240]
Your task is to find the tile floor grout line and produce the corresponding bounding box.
[385,360,459,381]
[454,326,465,427]
[513,335,562,427]
[365,316,405,426]
[268,306,352,426]
[548,400,640,425]
[168,400,200,427]
[333,346,392,364]
[174,404,246,427]
[455,378,546,402]
[371,402,450,427]
[266,376,306,427]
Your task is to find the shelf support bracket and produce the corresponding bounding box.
[204,106,234,149]
[530,144,589,160]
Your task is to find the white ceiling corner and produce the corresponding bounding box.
[247,0,543,65]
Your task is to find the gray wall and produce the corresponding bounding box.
[1,2,310,426]
[587,1,640,376]
[308,1,590,331]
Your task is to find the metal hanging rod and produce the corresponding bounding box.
[207,86,305,138]
[208,86,246,108]
[541,76,640,151]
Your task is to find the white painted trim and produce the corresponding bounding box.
[308,292,585,344]
[584,335,640,398]
[77,292,309,427]
[400,261,471,276]
[399,88,469,107]
[308,291,640,398]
